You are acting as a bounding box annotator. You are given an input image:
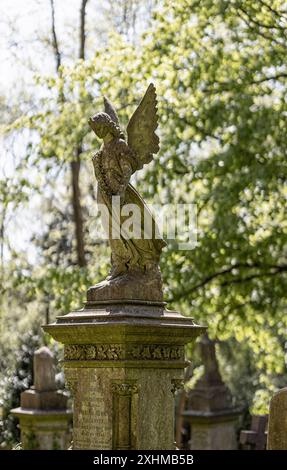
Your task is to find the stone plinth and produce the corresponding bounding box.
[182,334,241,450]
[11,347,72,450]
[267,387,287,450]
[43,302,204,450]
[183,409,240,450]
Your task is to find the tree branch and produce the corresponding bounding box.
[168,263,287,302]
[79,0,89,60]
[220,267,287,287]
[238,5,286,32]
[202,73,287,94]
[248,72,287,85]
[237,9,284,45]
[49,0,61,71]
[257,0,287,21]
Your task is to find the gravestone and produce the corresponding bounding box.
[43,84,205,450]
[11,346,72,450]
[267,388,287,449]
[182,334,241,450]
[240,415,268,450]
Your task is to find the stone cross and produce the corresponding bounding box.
[240,415,268,450]
[267,388,287,449]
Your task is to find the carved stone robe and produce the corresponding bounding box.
[92,137,165,276]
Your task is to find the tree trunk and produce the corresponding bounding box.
[71,151,86,267]
[79,0,88,60]
[68,0,89,266]
[49,0,89,267]
[49,0,61,71]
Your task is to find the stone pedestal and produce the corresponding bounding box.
[11,347,72,450]
[183,410,240,450]
[43,302,204,450]
[182,334,241,450]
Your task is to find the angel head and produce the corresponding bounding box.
[88,112,122,140]
[89,84,160,169]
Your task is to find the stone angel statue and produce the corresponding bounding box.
[88,84,166,303]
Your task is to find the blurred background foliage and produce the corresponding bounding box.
[1,0,287,446]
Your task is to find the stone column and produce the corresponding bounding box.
[182,334,241,450]
[11,346,72,450]
[43,302,204,450]
[267,387,287,450]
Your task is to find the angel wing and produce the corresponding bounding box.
[126,83,159,171]
[103,96,120,126]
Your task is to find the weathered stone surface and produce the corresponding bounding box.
[11,410,72,450]
[34,346,57,391]
[43,303,204,450]
[20,389,68,411]
[267,387,287,450]
[65,366,180,450]
[45,304,202,346]
[64,343,184,362]
[87,268,164,303]
[88,84,166,302]
[189,421,238,450]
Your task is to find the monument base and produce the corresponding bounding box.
[87,266,164,303]
[11,346,72,450]
[183,410,241,450]
[43,302,204,450]
[11,409,72,450]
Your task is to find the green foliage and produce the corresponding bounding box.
[2,0,287,415]
[146,0,287,409]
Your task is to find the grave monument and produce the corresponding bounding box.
[43,84,204,449]
[182,334,241,449]
[11,346,72,450]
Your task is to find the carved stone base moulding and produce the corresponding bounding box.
[44,302,204,368]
